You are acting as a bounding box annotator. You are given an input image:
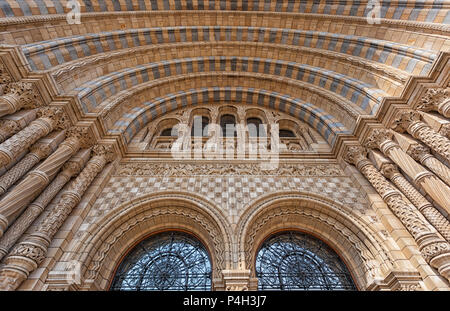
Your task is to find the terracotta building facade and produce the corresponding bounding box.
[0,0,449,291]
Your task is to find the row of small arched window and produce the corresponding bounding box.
[160,115,296,138]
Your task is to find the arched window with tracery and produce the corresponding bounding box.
[255,231,356,291]
[110,231,212,291]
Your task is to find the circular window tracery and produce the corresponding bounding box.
[110,231,212,291]
[255,231,356,291]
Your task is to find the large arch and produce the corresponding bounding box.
[0,0,448,293]
[67,191,233,290]
[236,191,398,290]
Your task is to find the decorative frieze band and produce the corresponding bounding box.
[116,162,345,177]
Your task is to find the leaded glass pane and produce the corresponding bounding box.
[110,231,212,291]
[256,231,356,291]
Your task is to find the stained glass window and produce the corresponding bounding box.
[255,231,356,291]
[110,231,212,291]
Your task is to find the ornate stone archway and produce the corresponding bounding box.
[55,191,233,291]
[236,191,412,290]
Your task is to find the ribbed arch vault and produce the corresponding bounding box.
[0,0,448,150]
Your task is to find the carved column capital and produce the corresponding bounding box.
[8,81,41,109]
[343,146,369,167]
[391,110,421,133]
[64,127,94,149]
[380,163,401,180]
[418,88,450,118]
[7,241,47,266]
[406,143,432,163]
[92,144,115,163]
[0,119,20,142]
[37,106,65,129]
[61,160,84,177]
[0,81,42,117]
[217,269,258,291]
[0,63,12,92]
[29,143,53,160]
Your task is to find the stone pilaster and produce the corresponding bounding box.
[344,146,450,282]
[391,111,450,163]
[0,149,90,260]
[0,127,92,238]
[0,107,66,168]
[417,88,450,118]
[378,162,450,242]
[365,129,450,213]
[407,143,450,186]
[0,145,115,291]
[0,143,53,196]
[0,81,42,118]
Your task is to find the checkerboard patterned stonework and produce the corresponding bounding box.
[83,162,369,227]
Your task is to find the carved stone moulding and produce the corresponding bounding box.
[115,162,345,177]
[366,271,424,291]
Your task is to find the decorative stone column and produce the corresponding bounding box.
[0,145,115,291]
[365,129,450,213]
[0,149,90,260]
[0,107,66,168]
[417,88,450,118]
[377,161,450,242]
[407,143,450,186]
[0,127,92,238]
[344,146,450,282]
[391,110,450,163]
[0,119,21,143]
[0,81,42,117]
[0,143,53,196]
